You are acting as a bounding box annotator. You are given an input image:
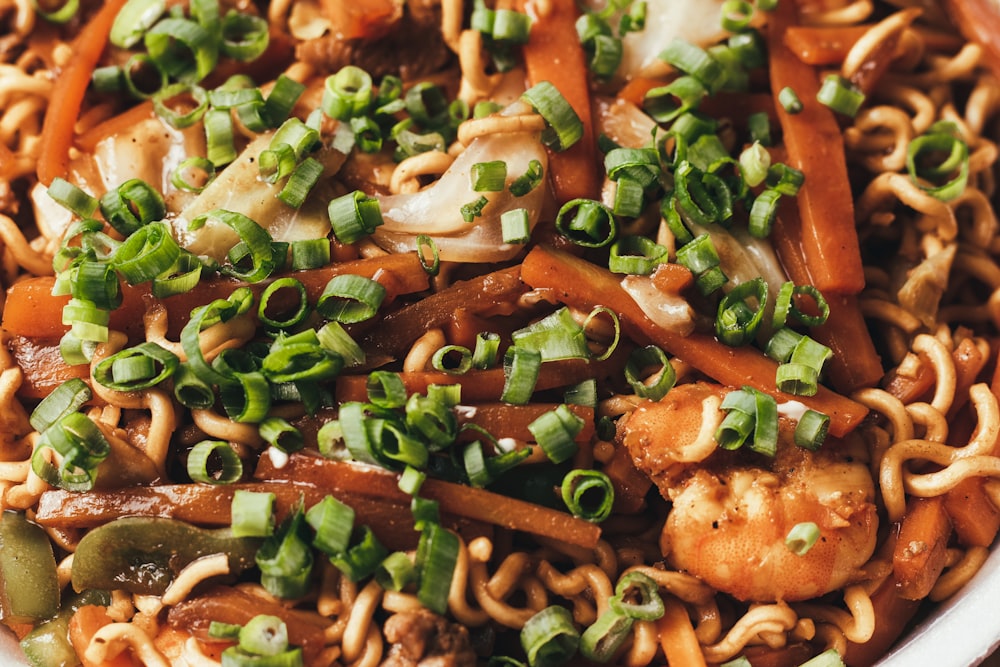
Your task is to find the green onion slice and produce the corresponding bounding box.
[521,81,584,152]
[316,274,386,323]
[785,521,820,556]
[231,488,275,537]
[560,469,614,522]
[187,439,243,484]
[520,606,581,667]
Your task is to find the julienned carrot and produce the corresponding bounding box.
[944,0,1000,77]
[69,606,135,667]
[520,245,869,437]
[782,25,869,65]
[843,574,921,667]
[360,266,525,359]
[2,252,430,340]
[9,336,88,400]
[771,185,883,394]
[657,598,708,667]
[943,477,1000,547]
[256,453,603,549]
[34,481,465,552]
[74,101,155,153]
[767,2,865,296]
[517,0,601,202]
[36,0,130,185]
[335,358,604,404]
[892,495,952,600]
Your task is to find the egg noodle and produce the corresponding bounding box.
[0,0,999,666]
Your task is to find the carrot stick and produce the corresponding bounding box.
[782,25,870,65]
[843,574,921,667]
[2,252,430,340]
[256,453,603,549]
[33,481,484,552]
[335,358,606,403]
[771,182,883,393]
[892,495,952,600]
[74,101,155,153]
[767,1,865,296]
[657,598,708,667]
[943,0,1000,77]
[943,477,1000,547]
[69,606,135,667]
[36,0,129,185]
[9,336,89,400]
[517,0,601,202]
[520,245,869,437]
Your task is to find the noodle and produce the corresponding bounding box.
[1,0,1000,665]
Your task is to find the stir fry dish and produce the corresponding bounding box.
[1,0,999,664]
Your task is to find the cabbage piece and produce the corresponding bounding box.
[372,105,548,263]
[172,131,348,261]
[580,0,765,81]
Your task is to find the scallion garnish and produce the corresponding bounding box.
[521,606,581,667]
[816,74,865,117]
[785,521,821,556]
[560,469,614,522]
[521,81,584,152]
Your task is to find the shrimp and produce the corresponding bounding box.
[617,382,879,603]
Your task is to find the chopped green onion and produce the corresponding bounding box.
[111,222,181,285]
[33,412,110,491]
[501,208,532,244]
[778,86,802,113]
[92,342,178,391]
[748,188,781,238]
[317,321,365,367]
[237,614,289,657]
[100,178,166,237]
[677,234,729,296]
[766,163,805,195]
[405,82,450,128]
[816,74,865,117]
[510,159,544,196]
[32,0,79,23]
[144,17,216,83]
[231,489,275,537]
[471,160,508,192]
[278,157,323,208]
[460,195,490,222]
[520,606,580,667]
[799,649,847,667]
[749,388,778,456]
[151,250,203,298]
[715,277,768,347]
[747,110,772,146]
[330,525,387,581]
[555,198,616,248]
[110,0,166,48]
[47,178,98,218]
[172,363,215,408]
[720,0,754,32]
[906,121,969,201]
[644,75,706,124]
[327,190,384,244]
[405,393,457,450]
[316,274,386,323]
[205,108,237,166]
[432,345,473,374]
[528,404,582,464]
[192,210,275,282]
[658,38,725,93]
[560,469,614,522]
[500,346,541,406]
[152,82,208,129]
[219,10,269,61]
[673,160,732,225]
[795,409,830,451]
[322,66,372,120]
[256,509,313,599]
[624,344,675,400]
[306,495,355,555]
[171,156,216,192]
[30,378,91,434]
[187,439,243,485]
[259,418,303,453]
[580,607,633,663]
[609,571,664,621]
[521,81,583,152]
[366,371,407,409]
[471,332,501,369]
[785,521,820,556]
[415,523,459,614]
[376,551,417,592]
[608,235,667,275]
[512,307,590,362]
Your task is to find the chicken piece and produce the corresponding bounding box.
[381,609,476,667]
